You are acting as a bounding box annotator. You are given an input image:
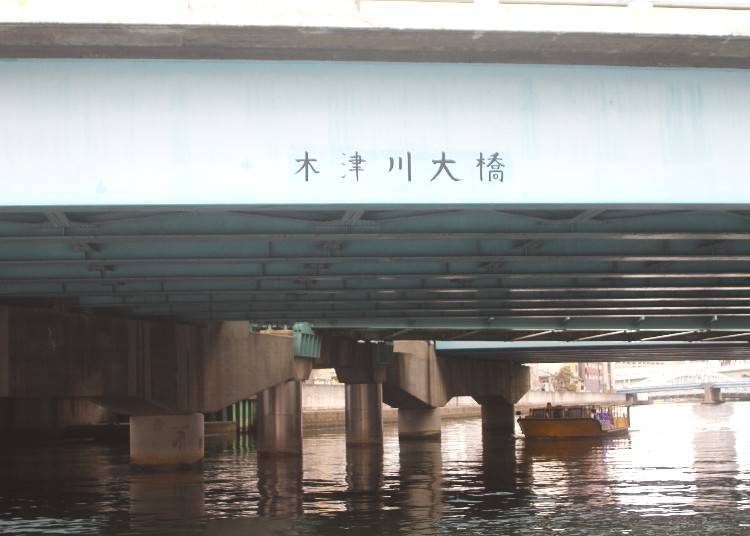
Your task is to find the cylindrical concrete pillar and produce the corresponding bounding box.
[398,407,441,440]
[480,400,515,435]
[345,383,384,445]
[257,380,303,456]
[130,413,204,466]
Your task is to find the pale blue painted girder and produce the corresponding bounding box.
[2,61,750,205]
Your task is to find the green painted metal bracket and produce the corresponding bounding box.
[293,322,322,359]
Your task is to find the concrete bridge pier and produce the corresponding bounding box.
[256,380,303,456]
[702,384,723,405]
[475,396,516,437]
[384,341,448,441]
[398,407,442,440]
[322,338,387,446]
[345,383,384,446]
[130,413,205,466]
[385,341,529,443]
[255,352,314,456]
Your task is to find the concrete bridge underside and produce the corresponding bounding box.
[0,303,529,463]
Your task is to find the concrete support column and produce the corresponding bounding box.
[479,398,516,436]
[398,407,441,440]
[257,380,302,456]
[703,384,723,405]
[130,413,204,466]
[345,383,384,445]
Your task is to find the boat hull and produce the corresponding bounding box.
[518,418,628,439]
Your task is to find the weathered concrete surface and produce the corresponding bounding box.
[130,413,204,466]
[0,305,303,415]
[385,341,529,409]
[257,380,303,456]
[303,383,346,410]
[304,404,481,427]
[2,1,750,68]
[398,408,442,440]
[319,337,386,384]
[384,341,527,440]
[385,341,450,409]
[301,389,480,427]
[476,396,515,435]
[702,384,723,404]
[60,420,242,443]
[446,356,529,404]
[345,383,383,445]
[0,397,111,437]
[200,326,310,413]
[2,24,749,68]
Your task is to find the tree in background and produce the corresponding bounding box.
[553,365,579,392]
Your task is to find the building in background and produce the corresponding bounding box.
[527,362,614,393]
[577,362,614,394]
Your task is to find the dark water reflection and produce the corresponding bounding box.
[1,403,750,535]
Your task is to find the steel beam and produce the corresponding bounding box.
[4,206,750,329]
[5,252,750,267]
[9,230,750,243]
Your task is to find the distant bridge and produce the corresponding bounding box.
[436,342,750,363]
[617,371,750,394]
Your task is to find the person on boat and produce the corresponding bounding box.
[545,402,553,418]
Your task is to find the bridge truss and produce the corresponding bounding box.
[4,205,750,342]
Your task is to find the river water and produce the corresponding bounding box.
[1,402,749,535]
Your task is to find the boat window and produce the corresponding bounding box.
[566,407,583,418]
[553,408,563,418]
[531,409,545,418]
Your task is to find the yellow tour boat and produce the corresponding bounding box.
[517,403,630,439]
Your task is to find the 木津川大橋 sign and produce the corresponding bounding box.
[1,59,748,206]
